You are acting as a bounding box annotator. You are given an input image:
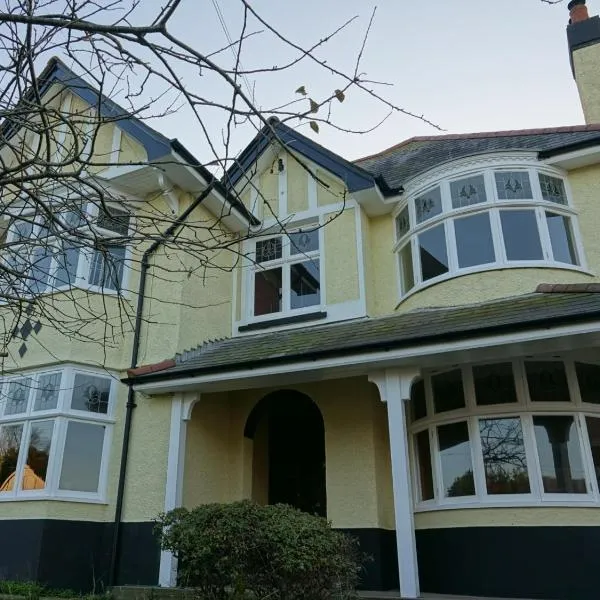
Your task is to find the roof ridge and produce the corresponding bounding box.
[354,123,600,164]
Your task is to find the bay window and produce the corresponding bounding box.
[250,228,321,320]
[0,366,115,500]
[2,202,130,296]
[410,359,600,507]
[395,167,583,297]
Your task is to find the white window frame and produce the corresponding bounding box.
[0,365,117,503]
[394,165,588,299]
[410,358,600,511]
[2,200,132,298]
[244,225,324,324]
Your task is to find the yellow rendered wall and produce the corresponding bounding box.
[367,214,397,316]
[324,208,360,305]
[260,163,279,219]
[317,169,346,206]
[183,377,388,530]
[574,44,600,124]
[287,153,309,214]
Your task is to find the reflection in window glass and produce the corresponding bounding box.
[415,187,442,224]
[30,246,52,294]
[256,237,282,263]
[585,417,600,491]
[410,379,427,421]
[495,171,533,200]
[533,416,586,493]
[432,369,465,413]
[416,430,434,501]
[500,210,543,261]
[399,243,415,294]
[59,421,105,493]
[54,242,80,287]
[290,230,319,255]
[34,372,61,411]
[0,424,23,492]
[25,420,53,490]
[290,261,320,309]
[473,363,517,406]
[539,174,567,205]
[479,418,530,494]
[4,378,31,416]
[89,245,126,291]
[254,267,282,316]
[396,207,410,239]
[71,374,111,414]
[576,362,600,404]
[525,361,570,403]
[546,213,577,265]
[454,213,495,268]
[97,206,130,236]
[450,175,487,209]
[418,224,448,281]
[438,421,475,497]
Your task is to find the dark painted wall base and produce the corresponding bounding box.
[0,519,159,593]
[417,526,600,600]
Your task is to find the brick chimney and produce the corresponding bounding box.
[567,0,600,123]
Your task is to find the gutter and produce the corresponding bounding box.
[538,135,600,159]
[108,183,215,587]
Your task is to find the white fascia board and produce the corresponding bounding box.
[542,146,600,170]
[133,319,600,396]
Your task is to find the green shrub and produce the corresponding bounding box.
[155,501,364,600]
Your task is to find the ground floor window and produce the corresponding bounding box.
[411,358,600,507]
[0,366,116,501]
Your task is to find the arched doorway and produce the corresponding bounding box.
[245,390,326,517]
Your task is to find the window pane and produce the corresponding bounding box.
[34,372,61,411]
[575,362,600,404]
[479,418,530,494]
[438,421,475,497]
[97,206,130,236]
[290,230,319,255]
[473,363,518,406]
[539,174,567,205]
[585,417,600,491]
[256,238,282,263]
[410,379,426,421]
[290,261,320,309]
[396,207,410,239]
[500,210,543,260]
[254,267,282,316]
[399,243,415,294]
[495,171,533,200]
[29,246,52,294]
[533,416,586,494]
[525,361,570,403]
[0,424,23,492]
[12,219,33,241]
[454,212,495,268]
[418,224,449,281]
[71,374,111,414]
[4,378,31,416]
[89,245,126,291]
[416,430,434,501]
[24,420,53,490]
[54,242,80,287]
[450,175,487,209]
[414,187,442,224]
[546,212,577,265]
[59,421,105,493]
[432,369,465,413]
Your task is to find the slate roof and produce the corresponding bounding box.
[355,125,600,190]
[127,292,600,383]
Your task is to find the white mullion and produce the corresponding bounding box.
[536,206,553,262]
[278,154,287,217]
[282,260,291,312]
[53,415,69,494]
[578,413,599,499]
[432,423,446,501]
[42,417,61,496]
[13,419,31,495]
[468,416,487,499]
[445,218,458,273]
[522,414,543,500]
[428,426,439,502]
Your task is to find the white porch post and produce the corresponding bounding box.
[158,392,199,587]
[369,369,420,600]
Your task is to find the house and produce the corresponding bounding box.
[2,0,600,598]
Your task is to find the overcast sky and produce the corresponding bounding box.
[132,0,586,164]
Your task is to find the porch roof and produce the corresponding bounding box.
[126,290,600,384]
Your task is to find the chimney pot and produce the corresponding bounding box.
[569,0,589,24]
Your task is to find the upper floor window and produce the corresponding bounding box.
[250,228,321,319]
[395,167,583,297]
[2,202,130,297]
[0,366,116,501]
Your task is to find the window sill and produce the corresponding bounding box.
[0,494,108,504]
[415,497,600,512]
[238,310,327,332]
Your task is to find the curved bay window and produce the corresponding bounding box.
[410,359,600,508]
[395,166,584,297]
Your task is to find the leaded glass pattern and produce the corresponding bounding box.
[539,174,567,205]
[495,171,533,200]
[414,187,442,224]
[450,175,487,209]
